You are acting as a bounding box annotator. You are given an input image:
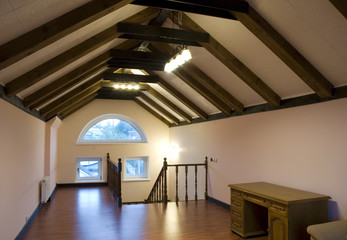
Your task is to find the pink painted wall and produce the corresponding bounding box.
[0,99,45,240]
[169,98,347,219]
[57,99,170,202]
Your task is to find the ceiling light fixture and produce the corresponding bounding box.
[113,83,140,90]
[164,46,192,72]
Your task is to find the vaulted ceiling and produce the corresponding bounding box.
[0,0,346,126]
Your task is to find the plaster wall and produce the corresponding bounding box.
[169,98,347,219]
[57,99,170,202]
[0,99,45,240]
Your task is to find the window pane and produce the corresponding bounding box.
[79,160,99,177]
[126,160,144,176]
[83,119,141,141]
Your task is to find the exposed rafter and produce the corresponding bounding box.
[5,8,160,97]
[231,6,334,98]
[135,98,171,126]
[139,92,180,125]
[146,86,192,123]
[330,0,347,18]
[60,96,96,120]
[174,13,281,107]
[117,22,209,46]
[24,53,109,110]
[0,0,133,70]
[131,0,249,20]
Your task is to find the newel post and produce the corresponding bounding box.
[118,158,122,207]
[205,156,208,200]
[163,157,168,204]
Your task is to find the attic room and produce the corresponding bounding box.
[1,0,347,239]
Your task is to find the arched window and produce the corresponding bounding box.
[77,114,147,144]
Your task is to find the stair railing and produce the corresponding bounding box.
[107,153,122,207]
[146,157,208,204]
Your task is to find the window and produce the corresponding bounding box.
[123,156,149,181]
[76,157,102,181]
[77,114,147,144]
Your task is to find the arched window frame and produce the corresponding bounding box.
[77,114,148,144]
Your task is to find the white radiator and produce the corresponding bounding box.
[40,176,50,203]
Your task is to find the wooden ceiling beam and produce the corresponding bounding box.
[57,93,98,120]
[0,0,133,70]
[104,73,160,83]
[5,8,160,97]
[156,78,208,120]
[117,22,208,46]
[231,6,333,98]
[146,86,192,123]
[134,98,171,126]
[329,0,347,18]
[131,0,246,20]
[40,75,104,117]
[149,42,240,114]
[109,49,170,62]
[173,66,233,116]
[174,13,281,107]
[181,62,244,113]
[24,52,109,109]
[60,96,96,120]
[140,92,180,125]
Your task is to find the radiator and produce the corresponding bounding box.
[40,176,50,203]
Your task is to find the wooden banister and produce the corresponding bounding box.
[107,153,122,207]
[146,157,208,204]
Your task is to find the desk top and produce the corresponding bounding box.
[229,182,331,204]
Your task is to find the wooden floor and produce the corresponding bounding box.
[22,186,267,240]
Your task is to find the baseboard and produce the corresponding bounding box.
[15,203,43,240]
[57,182,107,187]
[207,196,230,210]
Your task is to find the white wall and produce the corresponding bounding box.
[0,99,45,240]
[169,98,347,220]
[57,99,170,202]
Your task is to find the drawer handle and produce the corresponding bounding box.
[232,222,241,228]
[272,204,285,211]
[232,211,241,218]
[232,201,241,207]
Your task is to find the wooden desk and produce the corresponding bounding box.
[229,182,330,240]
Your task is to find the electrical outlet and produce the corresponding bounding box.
[210,158,218,162]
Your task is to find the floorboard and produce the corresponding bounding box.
[21,186,267,240]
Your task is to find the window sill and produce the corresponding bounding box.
[75,180,104,183]
[123,178,151,182]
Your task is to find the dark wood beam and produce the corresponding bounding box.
[147,86,192,123]
[330,0,347,18]
[43,84,100,120]
[5,8,160,97]
[60,96,96,120]
[40,75,103,117]
[96,86,142,100]
[174,13,281,107]
[156,77,208,120]
[231,6,333,98]
[134,98,171,126]
[181,62,244,113]
[107,61,166,71]
[0,0,133,70]
[117,22,208,46]
[104,73,160,83]
[131,0,248,20]
[149,42,241,114]
[173,66,233,116]
[24,53,109,109]
[110,49,170,62]
[140,92,180,125]
[56,92,98,120]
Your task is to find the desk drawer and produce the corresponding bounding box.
[269,201,287,216]
[231,208,243,221]
[231,220,243,234]
[231,199,243,210]
[231,189,243,199]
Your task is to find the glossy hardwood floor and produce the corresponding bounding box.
[22,186,267,240]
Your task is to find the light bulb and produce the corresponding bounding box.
[113,84,120,89]
[176,54,185,65]
[181,49,192,61]
[120,84,126,89]
[134,85,140,90]
[127,85,133,90]
[170,59,178,70]
[165,62,173,72]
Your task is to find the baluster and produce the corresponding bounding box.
[118,158,122,207]
[163,158,168,204]
[195,165,198,201]
[175,165,179,203]
[185,165,188,202]
[205,156,208,200]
